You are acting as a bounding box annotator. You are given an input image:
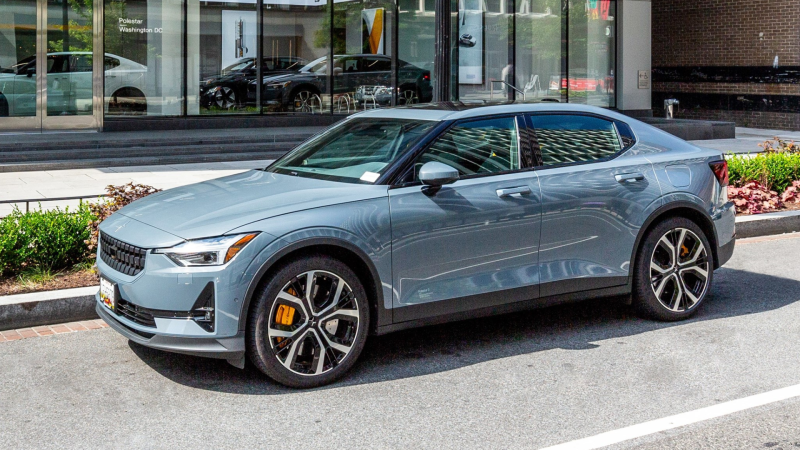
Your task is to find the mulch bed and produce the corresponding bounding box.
[0,270,98,296]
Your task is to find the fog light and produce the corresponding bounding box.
[191,282,215,332]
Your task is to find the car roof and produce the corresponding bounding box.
[352,102,632,122]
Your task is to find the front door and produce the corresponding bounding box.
[0,0,100,132]
[389,116,542,323]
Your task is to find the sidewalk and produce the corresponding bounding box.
[689,127,800,155]
[0,159,273,216]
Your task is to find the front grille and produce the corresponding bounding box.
[99,232,148,276]
[116,299,156,328]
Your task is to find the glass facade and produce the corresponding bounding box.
[93,0,616,119]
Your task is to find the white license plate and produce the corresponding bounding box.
[99,277,117,311]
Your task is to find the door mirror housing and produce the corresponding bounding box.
[419,161,459,193]
[26,67,35,78]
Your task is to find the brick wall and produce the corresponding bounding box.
[651,0,800,130]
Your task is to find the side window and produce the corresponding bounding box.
[71,55,93,73]
[530,114,622,166]
[104,57,120,71]
[416,117,520,179]
[615,120,636,150]
[363,58,391,72]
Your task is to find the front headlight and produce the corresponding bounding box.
[154,233,258,267]
[267,81,291,89]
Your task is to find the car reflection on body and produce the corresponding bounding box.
[248,54,433,112]
[200,57,306,110]
[459,33,477,47]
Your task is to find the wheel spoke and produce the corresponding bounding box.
[658,235,676,267]
[267,324,306,340]
[276,290,309,319]
[671,274,684,311]
[320,307,358,324]
[650,261,669,274]
[653,274,670,298]
[280,330,307,370]
[679,275,700,308]
[680,243,706,267]
[317,278,345,317]
[681,264,708,281]
[321,330,352,354]
[308,330,328,375]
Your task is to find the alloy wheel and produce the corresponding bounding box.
[293,91,322,113]
[267,270,360,376]
[649,228,710,312]
[214,87,237,109]
[399,89,418,105]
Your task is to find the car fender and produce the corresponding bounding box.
[238,226,390,334]
[630,193,719,274]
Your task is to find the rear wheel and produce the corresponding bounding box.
[247,255,369,388]
[108,88,146,115]
[633,217,713,321]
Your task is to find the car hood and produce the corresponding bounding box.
[115,170,388,240]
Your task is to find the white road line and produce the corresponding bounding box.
[539,383,800,450]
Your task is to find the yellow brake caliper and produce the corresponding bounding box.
[275,288,298,346]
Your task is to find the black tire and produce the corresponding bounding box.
[108,88,146,115]
[633,217,713,321]
[289,88,322,113]
[247,255,370,388]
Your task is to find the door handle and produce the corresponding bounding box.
[615,173,645,184]
[496,186,532,197]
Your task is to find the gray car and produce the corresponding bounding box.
[95,103,736,388]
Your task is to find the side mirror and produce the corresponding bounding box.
[26,67,35,78]
[419,161,458,195]
[333,67,343,76]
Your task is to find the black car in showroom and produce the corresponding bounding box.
[248,54,433,113]
[200,57,306,110]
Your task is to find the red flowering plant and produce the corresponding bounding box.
[781,180,800,204]
[727,181,783,215]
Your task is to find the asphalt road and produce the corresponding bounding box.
[2,234,800,449]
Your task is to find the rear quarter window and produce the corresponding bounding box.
[530,114,622,166]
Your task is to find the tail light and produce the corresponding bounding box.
[709,160,729,187]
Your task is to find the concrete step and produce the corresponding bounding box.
[0,150,288,173]
[0,141,295,164]
[0,132,316,153]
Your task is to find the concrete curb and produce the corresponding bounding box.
[0,286,98,332]
[735,210,800,239]
[0,210,799,330]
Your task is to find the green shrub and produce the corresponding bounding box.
[0,203,95,276]
[727,153,800,193]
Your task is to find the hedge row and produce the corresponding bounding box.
[727,153,800,193]
[0,183,160,278]
[0,204,94,276]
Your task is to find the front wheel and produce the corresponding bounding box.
[633,217,713,321]
[247,256,370,388]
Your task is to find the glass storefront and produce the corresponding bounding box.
[0,0,616,129]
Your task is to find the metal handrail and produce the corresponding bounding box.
[489,80,526,102]
[0,194,106,214]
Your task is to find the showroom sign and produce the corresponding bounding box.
[118,17,161,34]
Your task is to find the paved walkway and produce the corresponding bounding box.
[690,127,800,155]
[0,159,273,216]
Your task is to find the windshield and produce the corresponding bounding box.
[222,58,254,75]
[268,118,437,184]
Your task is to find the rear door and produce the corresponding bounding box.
[389,115,542,322]
[529,113,661,297]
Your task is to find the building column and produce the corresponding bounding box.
[616,0,651,116]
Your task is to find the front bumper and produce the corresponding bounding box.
[97,302,246,367]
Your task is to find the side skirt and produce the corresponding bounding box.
[375,279,631,336]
